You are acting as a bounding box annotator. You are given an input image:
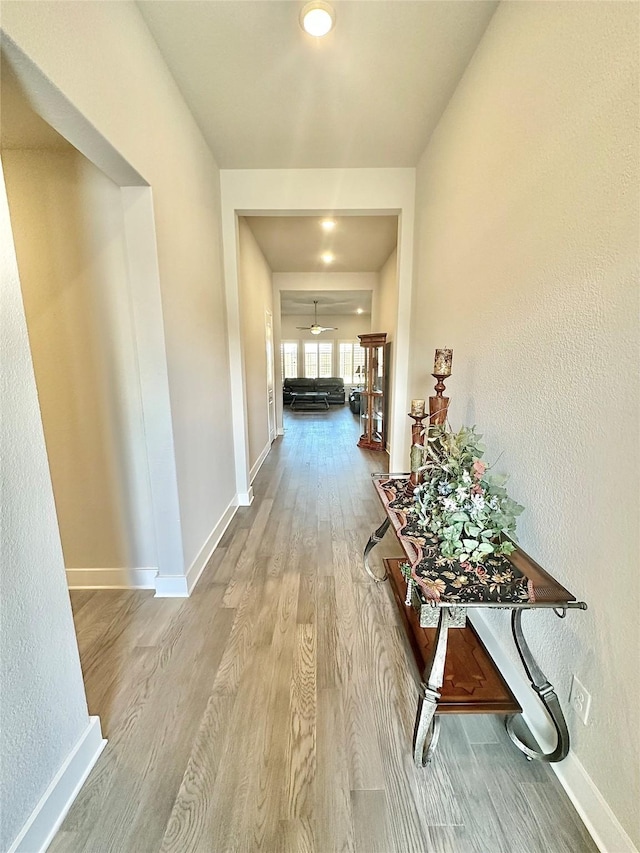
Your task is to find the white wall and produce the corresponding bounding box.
[3,148,156,577]
[411,2,639,846]
[0,157,91,852]
[1,0,236,578]
[372,248,398,450]
[237,217,274,471]
[372,248,398,342]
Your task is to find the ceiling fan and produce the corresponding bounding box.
[296,300,338,336]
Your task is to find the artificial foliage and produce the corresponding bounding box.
[413,424,524,566]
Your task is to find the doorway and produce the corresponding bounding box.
[1,47,184,589]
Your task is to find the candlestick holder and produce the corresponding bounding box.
[429,374,450,426]
[408,412,427,490]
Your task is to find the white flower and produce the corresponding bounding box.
[455,486,468,500]
[462,471,472,484]
[442,498,458,512]
[471,494,485,510]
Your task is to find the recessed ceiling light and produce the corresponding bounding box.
[300,1,336,37]
[321,252,334,264]
[321,219,336,231]
[356,308,363,314]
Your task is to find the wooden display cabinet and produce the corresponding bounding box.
[357,332,387,451]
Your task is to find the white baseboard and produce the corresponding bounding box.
[153,574,189,597]
[470,612,638,853]
[277,427,285,436]
[8,716,106,853]
[554,748,639,853]
[237,486,254,506]
[66,567,157,589]
[154,497,238,598]
[184,498,238,593]
[250,440,271,484]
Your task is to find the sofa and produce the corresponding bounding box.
[283,377,345,405]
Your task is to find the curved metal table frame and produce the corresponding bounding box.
[363,487,587,768]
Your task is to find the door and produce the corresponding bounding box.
[265,309,276,443]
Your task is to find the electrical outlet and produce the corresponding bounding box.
[569,675,592,725]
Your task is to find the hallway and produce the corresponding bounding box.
[54,407,596,853]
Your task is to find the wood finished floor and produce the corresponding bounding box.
[53,406,597,853]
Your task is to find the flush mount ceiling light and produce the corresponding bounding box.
[300,1,336,37]
[321,252,334,264]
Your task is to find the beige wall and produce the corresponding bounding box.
[0,156,91,853]
[411,2,639,843]
[373,248,398,449]
[1,0,236,574]
[3,148,155,572]
[372,248,398,341]
[238,217,274,471]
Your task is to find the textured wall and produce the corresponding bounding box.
[411,2,639,843]
[0,157,89,851]
[3,148,156,571]
[238,217,274,470]
[1,0,235,571]
[372,248,398,342]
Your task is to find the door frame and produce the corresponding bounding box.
[220,167,416,504]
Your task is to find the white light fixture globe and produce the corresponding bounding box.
[311,327,322,335]
[300,1,335,37]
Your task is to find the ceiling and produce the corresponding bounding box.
[137,0,498,169]
[280,290,371,316]
[2,2,498,281]
[244,215,397,273]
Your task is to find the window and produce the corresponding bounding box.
[304,341,333,378]
[281,341,299,379]
[339,341,366,384]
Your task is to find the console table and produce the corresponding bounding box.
[363,473,587,767]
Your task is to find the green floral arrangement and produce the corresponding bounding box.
[413,424,524,565]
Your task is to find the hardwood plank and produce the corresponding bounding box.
[351,790,390,853]
[238,573,300,851]
[283,623,316,820]
[317,576,339,690]
[276,818,316,853]
[159,689,236,853]
[315,688,355,853]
